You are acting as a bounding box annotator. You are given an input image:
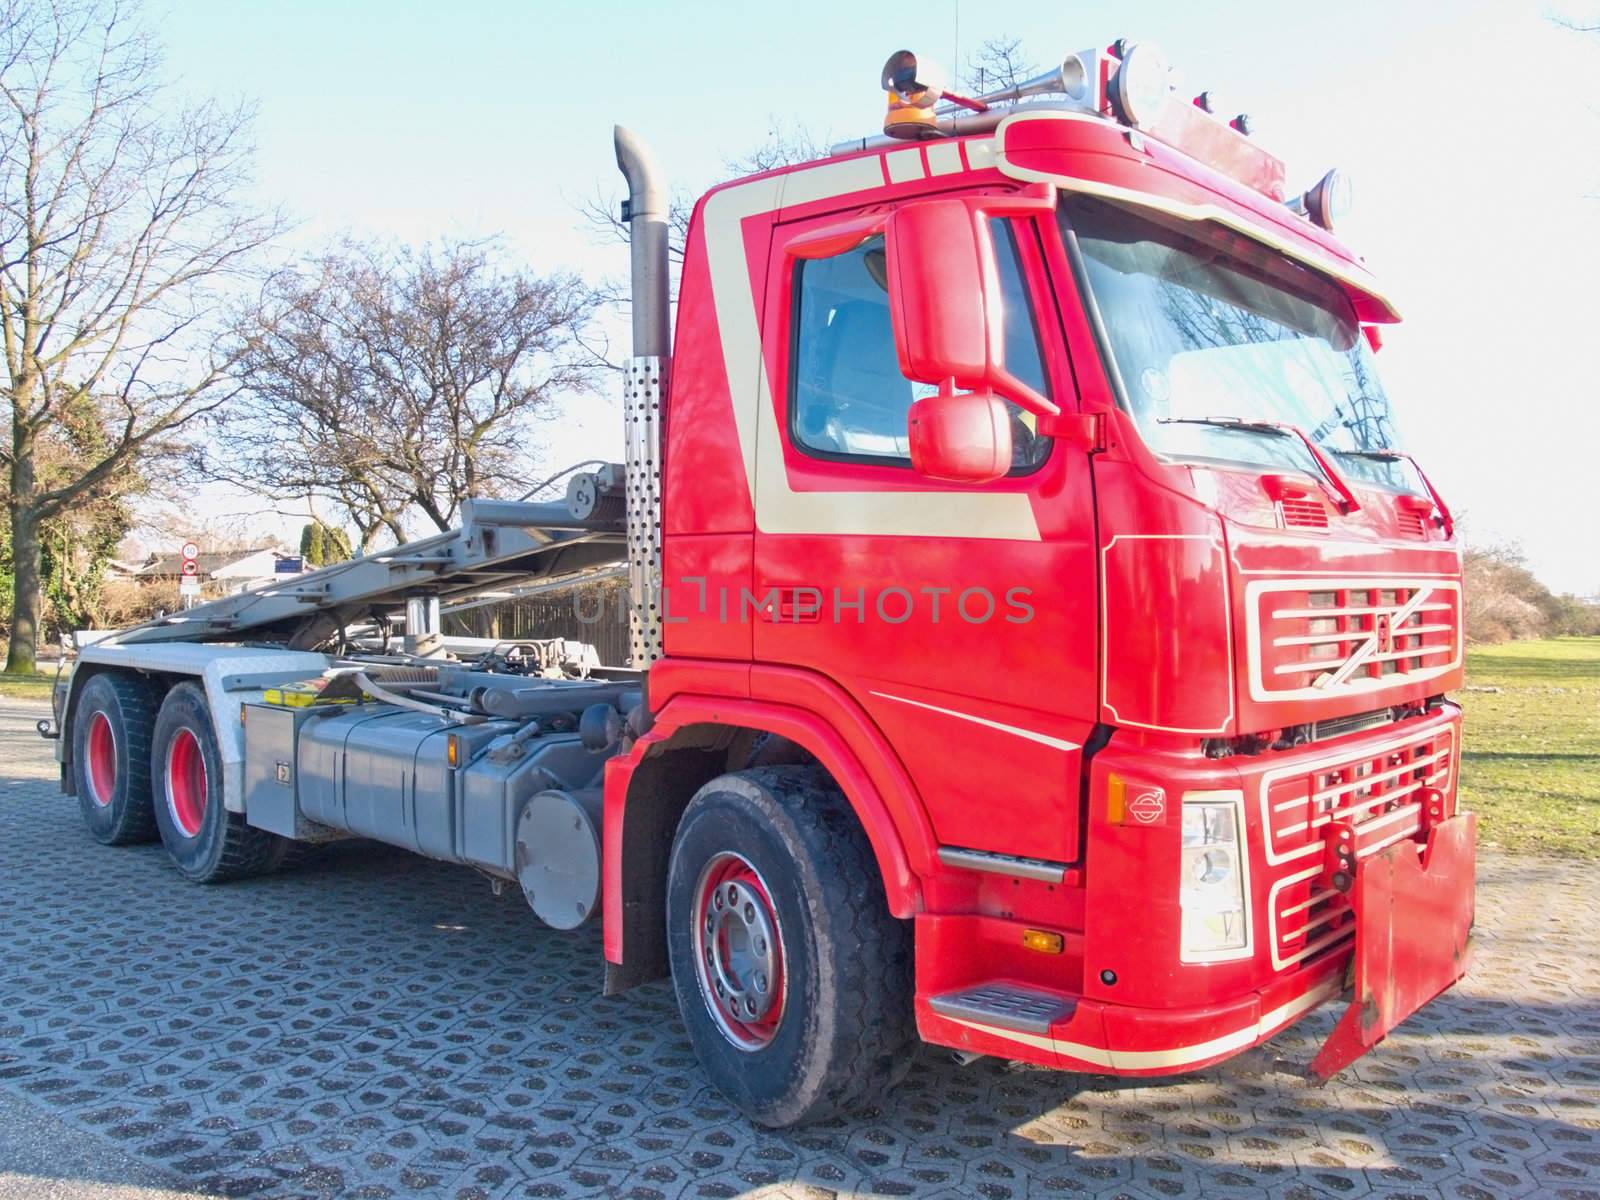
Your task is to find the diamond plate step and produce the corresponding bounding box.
[928,983,1078,1034]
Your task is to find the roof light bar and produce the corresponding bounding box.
[837,39,1294,208]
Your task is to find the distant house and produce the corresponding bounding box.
[104,558,148,580]
[137,546,288,594]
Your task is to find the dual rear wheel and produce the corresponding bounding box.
[72,674,289,881]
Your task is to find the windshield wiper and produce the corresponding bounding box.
[1158,415,1285,435]
[1157,416,1363,515]
[1335,448,1402,461]
[1329,448,1455,536]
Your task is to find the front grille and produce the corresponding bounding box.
[1309,707,1394,742]
[1245,579,1462,701]
[1257,723,1455,971]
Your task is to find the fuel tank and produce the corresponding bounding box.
[246,703,611,887]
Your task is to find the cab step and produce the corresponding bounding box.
[927,983,1077,1034]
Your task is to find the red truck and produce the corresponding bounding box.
[47,39,1474,1128]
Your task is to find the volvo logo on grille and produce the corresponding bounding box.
[1374,613,1394,656]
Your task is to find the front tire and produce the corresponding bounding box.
[151,682,285,882]
[72,672,160,845]
[666,765,916,1127]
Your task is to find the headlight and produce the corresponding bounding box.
[1180,795,1251,961]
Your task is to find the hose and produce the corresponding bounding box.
[351,669,488,724]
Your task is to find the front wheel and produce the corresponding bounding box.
[666,766,916,1127]
[151,682,286,882]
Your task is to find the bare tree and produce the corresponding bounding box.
[0,0,280,670]
[962,36,1039,95]
[211,239,603,549]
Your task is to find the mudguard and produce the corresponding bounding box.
[1309,812,1476,1081]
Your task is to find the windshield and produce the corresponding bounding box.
[1061,195,1414,492]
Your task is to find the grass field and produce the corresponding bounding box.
[1459,636,1599,857]
[0,670,57,702]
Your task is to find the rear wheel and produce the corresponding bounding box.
[151,682,285,882]
[666,765,916,1127]
[71,672,160,845]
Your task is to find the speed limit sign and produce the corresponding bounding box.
[181,541,200,560]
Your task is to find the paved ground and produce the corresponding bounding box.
[0,701,1596,1200]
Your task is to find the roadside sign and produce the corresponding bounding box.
[274,556,304,574]
[181,541,200,560]
[181,559,199,576]
[179,577,201,596]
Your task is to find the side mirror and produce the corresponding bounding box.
[908,385,1012,483]
[884,192,1057,417]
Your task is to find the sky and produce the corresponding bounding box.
[152,0,1600,594]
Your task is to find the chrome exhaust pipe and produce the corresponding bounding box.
[613,126,670,361]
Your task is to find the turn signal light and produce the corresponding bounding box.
[1022,929,1065,954]
[447,734,460,768]
[1106,772,1127,823]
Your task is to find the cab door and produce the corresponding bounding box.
[752,201,1099,865]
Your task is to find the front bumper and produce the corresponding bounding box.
[917,938,1346,1074]
[916,706,1474,1078]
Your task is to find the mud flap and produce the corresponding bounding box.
[1308,812,1476,1082]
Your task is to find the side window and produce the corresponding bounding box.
[789,219,1052,472]
[990,220,1053,471]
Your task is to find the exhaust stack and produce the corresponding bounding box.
[613,126,670,360]
[612,126,667,670]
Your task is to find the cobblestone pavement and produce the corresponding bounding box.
[0,702,1596,1200]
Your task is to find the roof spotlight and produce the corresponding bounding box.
[1193,91,1216,113]
[1230,113,1254,136]
[1298,168,1353,233]
[1108,42,1172,129]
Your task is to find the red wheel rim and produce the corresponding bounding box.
[692,852,786,1051]
[165,728,208,838]
[86,712,117,807]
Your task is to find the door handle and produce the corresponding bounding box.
[759,586,823,623]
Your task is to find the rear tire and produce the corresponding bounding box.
[71,672,160,845]
[151,682,285,882]
[666,765,916,1127]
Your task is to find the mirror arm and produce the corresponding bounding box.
[1037,411,1105,452]
[988,365,1058,418]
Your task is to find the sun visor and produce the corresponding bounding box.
[994,110,1401,324]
